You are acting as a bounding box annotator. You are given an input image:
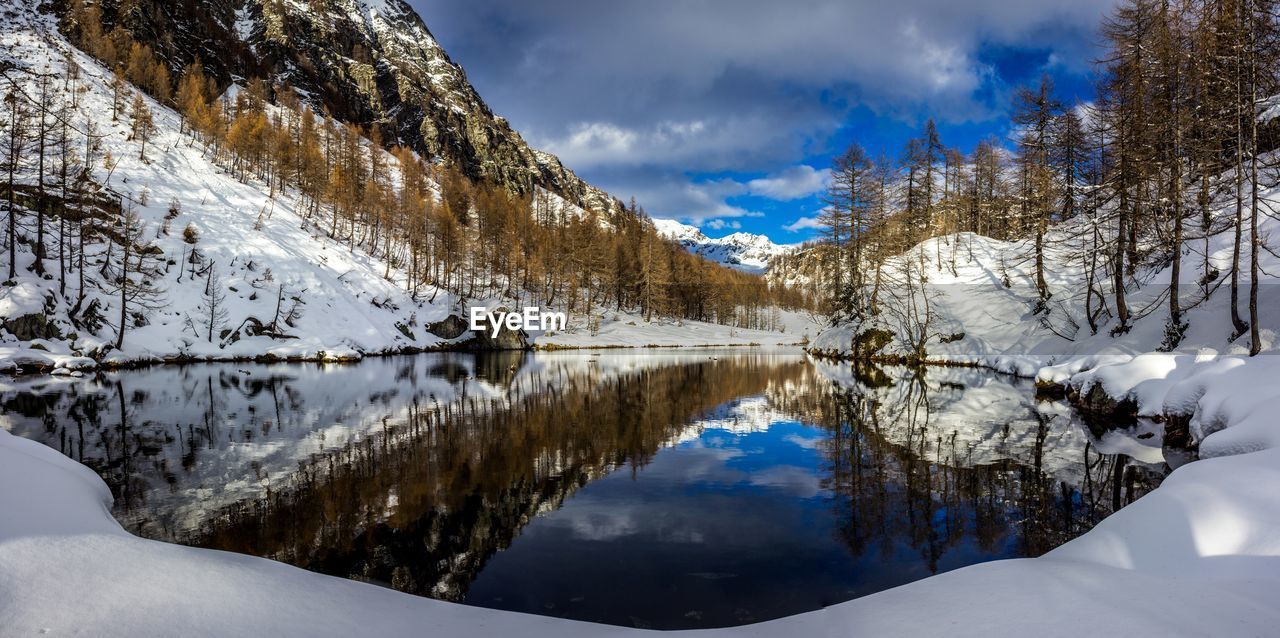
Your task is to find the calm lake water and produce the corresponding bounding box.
[1,349,1167,629]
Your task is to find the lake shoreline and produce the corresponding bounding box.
[0,338,812,378]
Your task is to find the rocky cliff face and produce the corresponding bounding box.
[64,0,622,215]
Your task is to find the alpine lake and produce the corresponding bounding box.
[1,348,1168,630]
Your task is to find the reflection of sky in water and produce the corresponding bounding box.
[465,412,1019,629]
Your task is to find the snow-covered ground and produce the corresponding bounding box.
[809,160,1280,371]
[809,226,1278,370]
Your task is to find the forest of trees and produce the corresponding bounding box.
[0,1,810,350]
[816,0,1279,356]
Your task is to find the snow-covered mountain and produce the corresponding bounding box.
[65,0,623,216]
[652,219,796,274]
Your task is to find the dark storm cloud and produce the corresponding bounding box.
[409,0,1114,224]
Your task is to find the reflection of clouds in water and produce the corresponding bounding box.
[699,433,736,448]
[563,504,707,544]
[568,509,639,541]
[679,423,826,497]
[660,446,748,485]
[748,465,826,499]
[783,433,822,450]
[559,426,827,543]
[664,394,798,448]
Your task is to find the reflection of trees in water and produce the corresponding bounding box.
[6,379,171,523]
[191,356,808,601]
[4,364,359,538]
[791,365,1165,573]
[2,355,1164,607]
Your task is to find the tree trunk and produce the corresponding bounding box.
[117,241,130,349]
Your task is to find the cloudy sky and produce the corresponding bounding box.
[410,0,1116,240]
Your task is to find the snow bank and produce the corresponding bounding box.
[0,346,96,374]
[1053,354,1280,459]
[0,281,45,318]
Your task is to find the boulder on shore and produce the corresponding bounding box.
[4,312,60,341]
[426,315,469,340]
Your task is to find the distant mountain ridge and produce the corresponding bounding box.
[651,219,797,274]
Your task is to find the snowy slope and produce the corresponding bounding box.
[809,168,1280,372]
[652,218,797,274]
[0,7,457,368]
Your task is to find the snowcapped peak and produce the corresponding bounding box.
[720,232,774,248]
[652,218,796,275]
[652,218,709,243]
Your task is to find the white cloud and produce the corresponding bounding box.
[703,219,743,231]
[783,216,825,233]
[535,115,819,172]
[746,165,831,200]
[595,173,768,223]
[591,163,831,227]
[783,433,823,449]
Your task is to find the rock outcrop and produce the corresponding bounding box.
[426,315,469,340]
[2,313,60,341]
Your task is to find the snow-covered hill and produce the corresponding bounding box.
[810,218,1278,371]
[652,218,797,274]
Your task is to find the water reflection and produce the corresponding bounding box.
[0,350,1165,629]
